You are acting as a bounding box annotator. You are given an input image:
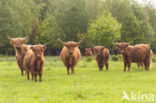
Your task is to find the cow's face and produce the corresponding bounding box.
[85,48,91,53]
[64,42,79,55]
[31,45,46,59]
[116,42,129,54]
[93,46,104,57]
[9,38,26,50]
[58,38,83,55]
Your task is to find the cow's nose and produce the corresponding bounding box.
[97,54,101,56]
[69,51,73,55]
[16,47,21,49]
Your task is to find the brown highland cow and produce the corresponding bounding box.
[115,42,152,72]
[8,36,30,76]
[85,48,93,57]
[135,44,153,68]
[93,46,110,71]
[23,44,46,82]
[58,38,82,74]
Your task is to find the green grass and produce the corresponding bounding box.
[0,56,156,103]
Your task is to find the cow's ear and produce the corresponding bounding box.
[115,43,119,47]
[101,47,105,51]
[30,46,35,51]
[75,43,79,47]
[125,43,130,47]
[10,39,14,44]
[43,45,47,51]
[22,38,27,43]
[64,44,69,48]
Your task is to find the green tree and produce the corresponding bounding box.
[53,0,88,41]
[38,15,62,49]
[87,11,121,46]
[103,0,154,44]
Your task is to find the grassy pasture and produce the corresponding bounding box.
[0,56,156,103]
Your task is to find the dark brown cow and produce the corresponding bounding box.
[8,36,30,76]
[115,42,152,71]
[58,39,82,74]
[135,44,153,68]
[23,44,46,82]
[85,48,93,57]
[93,46,110,71]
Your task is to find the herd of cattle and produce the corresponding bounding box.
[7,36,153,82]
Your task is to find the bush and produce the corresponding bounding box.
[86,56,92,62]
[111,55,121,61]
[152,55,156,62]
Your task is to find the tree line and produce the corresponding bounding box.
[0,0,156,55]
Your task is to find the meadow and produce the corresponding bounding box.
[0,56,156,103]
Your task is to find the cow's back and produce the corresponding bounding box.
[126,46,149,62]
[23,49,34,69]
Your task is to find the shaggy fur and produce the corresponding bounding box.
[135,44,153,68]
[85,48,93,57]
[59,39,81,74]
[116,42,152,72]
[23,44,46,82]
[93,46,110,71]
[9,37,30,76]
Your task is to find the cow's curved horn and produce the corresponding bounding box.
[58,38,65,44]
[43,43,47,46]
[114,43,119,45]
[77,37,85,44]
[7,34,13,40]
[125,43,130,45]
[24,36,28,39]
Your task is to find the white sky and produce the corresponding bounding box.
[137,0,156,7]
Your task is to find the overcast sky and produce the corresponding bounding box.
[137,0,156,7]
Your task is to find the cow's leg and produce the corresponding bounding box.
[39,70,43,82]
[143,60,148,71]
[21,69,24,76]
[66,66,70,75]
[124,62,127,72]
[32,74,34,80]
[141,62,144,67]
[19,61,24,76]
[137,63,140,68]
[105,62,108,70]
[71,64,76,74]
[100,64,104,71]
[34,72,37,82]
[39,74,42,82]
[71,67,75,74]
[26,69,30,80]
[98,63,103,71]
[31,71,33,80]
[128,63,131,72]
[144,62,150,71]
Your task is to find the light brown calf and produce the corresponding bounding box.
[93,46,110,71]
[24,44,46,82]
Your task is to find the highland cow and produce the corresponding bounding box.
[8,36,30,76]
[58,38,82,74]
[115,42,152,72]
[135,44,153,68]
[23,44,46,82]
[85,48,93,57]
[93,46,110,71]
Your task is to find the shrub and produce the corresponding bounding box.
[86,56,92,62]
[152,55,156,62]
[111,55,121,61]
